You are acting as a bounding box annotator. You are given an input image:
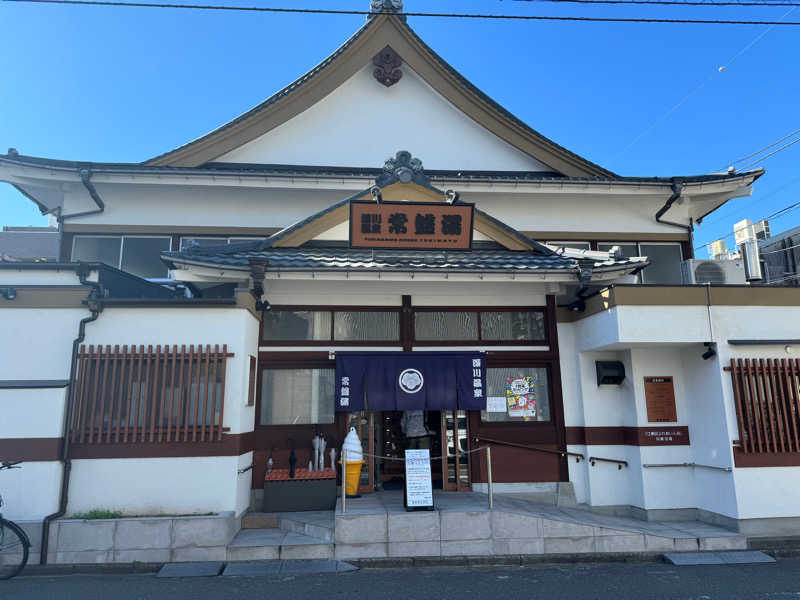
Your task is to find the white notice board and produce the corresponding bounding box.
[404,449,434,509]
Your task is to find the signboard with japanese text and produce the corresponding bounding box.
[644,376,678,423]
[349,200,474,250]
[404,449,434,509]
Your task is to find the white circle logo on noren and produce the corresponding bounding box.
[398,369,424,393]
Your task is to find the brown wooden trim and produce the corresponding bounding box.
[62,225,281,235]
[733,448,800,468]
[522,232,689,242]
[70,431,255,459]
[565,426,690,446]
[0,287,89,309]
[0,438,62,461]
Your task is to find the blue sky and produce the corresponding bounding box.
[1,0,797,257]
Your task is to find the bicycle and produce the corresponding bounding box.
[0,461,30,580]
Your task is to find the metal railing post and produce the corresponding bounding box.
[342,448,347,514]
[486,446,493,510]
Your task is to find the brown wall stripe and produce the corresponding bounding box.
[0,438,63,461]
[2,432,255,461]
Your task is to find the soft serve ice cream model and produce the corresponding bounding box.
[341,427,365,497]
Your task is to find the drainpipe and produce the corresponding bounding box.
[655,181,689,232]
[40,264,104,564]
[566,265,594,312]
[58,168,105,223]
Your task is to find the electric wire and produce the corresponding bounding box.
[514,0,800,7]
[6,0,800,25]
[695,200,800,251]
[611,5,796,161]
[718,128,800,171]
[761,242,800,256]
[737,137,800,171]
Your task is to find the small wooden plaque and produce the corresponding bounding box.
[644,376,677,423]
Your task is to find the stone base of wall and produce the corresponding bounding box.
[18,512,240,565]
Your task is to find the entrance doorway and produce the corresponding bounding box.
[345,410,471,494]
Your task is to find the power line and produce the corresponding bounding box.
[699,174,800,227]
[610,5,796,161]
[695,199,800,251]
[738,137,800,171]
[761,242,800,256]
[515,0,800,6]
[719,128,800,171]
[6,0,800,25]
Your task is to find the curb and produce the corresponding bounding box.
[21,562,163,577]
[349,552,667,569]
[18,544,800,578]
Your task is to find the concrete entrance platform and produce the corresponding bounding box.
[331,490,747,560]
[229,490,747,562]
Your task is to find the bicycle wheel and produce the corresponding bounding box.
[0,518,29,580]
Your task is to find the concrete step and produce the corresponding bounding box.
[241,513,279,529]
[226,527,333,562]
[241,512,334,542]
[279,514,335,543]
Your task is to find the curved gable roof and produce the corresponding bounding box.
[146,15,614,178]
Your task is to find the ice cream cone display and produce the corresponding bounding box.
[341,427,364,497]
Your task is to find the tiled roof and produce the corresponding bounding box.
[163,243,647,274]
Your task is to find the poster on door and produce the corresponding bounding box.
[506,376,536,419]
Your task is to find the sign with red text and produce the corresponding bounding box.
[350,200,474,249]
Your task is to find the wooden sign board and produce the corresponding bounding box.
[404,449,434,510]
[350,200,474,250]
[644,376,677,423]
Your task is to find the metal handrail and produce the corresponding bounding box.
[588,456,628,469]
[643,462,732,472]
[474,436,584,463]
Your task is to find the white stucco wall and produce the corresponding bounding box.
[56,179,687,240]
[0,290,259,521]
[67,455,252,517]
[565,301,800,521]
[263,279,552,308]
[218,64,553,172]
[1,461,63,522]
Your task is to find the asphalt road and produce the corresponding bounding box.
[4,559,800,600]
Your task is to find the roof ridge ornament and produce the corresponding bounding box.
[368,0,405,21]
[378,150,428,186]
[372,45,403,87]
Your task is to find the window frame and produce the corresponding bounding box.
[596,241,684,284]
[411,306,549,347]
[256,365,337,427]
[255,351,336,429]
[71,234,172,278]
[259,305,403,346]
[636,241,684,284]
[480,362,555,425]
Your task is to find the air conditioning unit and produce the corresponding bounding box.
[681,259,746,285]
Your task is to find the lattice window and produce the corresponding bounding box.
[70,344,233,444]
[728,358,800,454]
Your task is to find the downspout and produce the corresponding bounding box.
[654,181,689,232]
[57,168,105,223]
[40,264,104,564]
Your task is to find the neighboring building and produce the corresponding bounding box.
[760,222,800,286]
[734,218,770,246]
[0,225,59,262]
[2,2,800,565]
